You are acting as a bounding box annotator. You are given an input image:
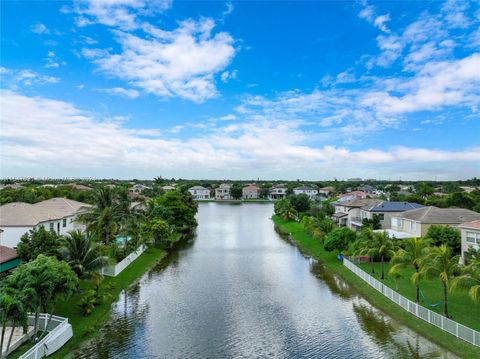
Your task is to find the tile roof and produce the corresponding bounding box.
[294,186,318,191]
[459,220,480,229]
[0,246,18,264]
[189,186,208,190]
[396,206,480,224]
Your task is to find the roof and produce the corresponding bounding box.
[272,184,286,188]
[365,201,424,212]
[319,186,335,192]
[339,191,370,198]
[335,198,381,208]
[332,212,348,218]
[189,186,208,190]
[0,246,18,264]
[218,184,231,189]
[294,186,317,191]
[0,198,91,227]
[243,185,260,190]
[395,206,480,224]
[459,220,480,230]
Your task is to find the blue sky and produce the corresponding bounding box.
[1,0,479,180]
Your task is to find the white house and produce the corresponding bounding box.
[459,220,480,264]
[215,184,232,200]
[269,184,287,200]
[332,198,381,231]
[0,198,91,248]
[188,186,211,200]
[293,186,318,199]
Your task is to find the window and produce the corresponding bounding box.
[378,213,384,221]
[63,218,67,227]
[466,231,479,244]
[49,222,54,231]
[411,221,417,231]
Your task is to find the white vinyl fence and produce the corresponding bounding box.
[100,244,147,277]
[344,257,480,347]
[19,314,72,359]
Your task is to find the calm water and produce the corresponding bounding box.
[75,203,455,358]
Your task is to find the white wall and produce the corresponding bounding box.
[0,226,34,248]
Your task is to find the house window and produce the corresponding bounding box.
[378,213,385,221]
[466,231,479,244]
[411,221,417,231]
[63,218,67,228]
[49,222,54,231]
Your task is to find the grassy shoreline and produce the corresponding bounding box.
[272,215,480,359]
[8,247,168,359]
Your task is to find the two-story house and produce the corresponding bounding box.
[269,184,287,200]
[337,191,371,202]
[360,201,424,229]
[293,186,318,199]
[332,198,381,230]
[390,206,480,238]
[459,220,480,264]
[188,186,211,200]
[215,184,232,200]
[242,184,260,199]
[0,198,91,248]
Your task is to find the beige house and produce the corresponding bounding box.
[0,198,91,248]
[215,184,232,200]
[360,201,424,229]
[332,198,381,231]
[390,206,480,238]
[242,184,260,199]
[459,220,480,264]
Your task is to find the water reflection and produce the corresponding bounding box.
[74,203,456,358]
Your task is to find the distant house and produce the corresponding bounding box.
[459,220,480,264]
[318,186,335,197]
[337,191,371,202]
[215,184,232,200]
[358,185,377,194]
[128,184,151,197]
[68,183,92,191]
[360,201,424,229]
[161,185,176,192]
[269,184,287,200]
[293,186,318,199]
[390,206,480,238]
[0,244,21,273]
[332,198,382,230]
[242,184,260,199]
[0,183,24,190]
[189,186,211,200]
[0,198,91,248]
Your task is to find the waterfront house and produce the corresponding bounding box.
[390,206,480,238]
[0,244,21,273]
[332,198,381,230]
[360,201,424,229]
[0,198,91,248]
[242,184,260,199]
[293,186,318,199]
[459,220,480,264]
[269,184,288,200]
[215,184,232,200]
[189,186,211,200]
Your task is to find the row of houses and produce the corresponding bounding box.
[187,184,334,201]
[331,199,480,263]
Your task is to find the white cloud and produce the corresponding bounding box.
[222,2,234,17]
[0,68,59,88]
[221,69,238,83]
[1,90,478,179]
[44,51,66,68]
[31,23,49,34]
[100,87,140,98]
[74,0,172,30]
[358,1,391,33]
[83,18,236,102]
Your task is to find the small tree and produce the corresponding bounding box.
[425,225,461,254]
[230,183,243,200]
[324,227,356,252]
[289,194,311,213]
[0,288,27,356]
[16,226,61,262]
[451,257,480,304]
[361,214,381,230]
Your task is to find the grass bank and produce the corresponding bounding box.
[45,246,167,358]
[272,215,480,359]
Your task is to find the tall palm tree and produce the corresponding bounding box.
[0,288,28,358]
[356,228,377,275]
[389,237,429,303]
[450,257,480,304]
[359,231,396,280]
[274,199,297,221]
[78,187,120,244]
[419,245,460,317]
[59,231,109,278]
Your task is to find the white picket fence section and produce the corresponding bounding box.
[19,314,72,359]
[344,257,480,347]
[100,244,147,277]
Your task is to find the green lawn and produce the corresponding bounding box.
[272,215,480,359]
[10,246,167,359]
[357,261,480,331]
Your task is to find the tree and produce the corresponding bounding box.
[324,227,356,252]
[425,225,461,254]
[289,194,311,213]
[419,245,460,317]
[450,257,480,304]
[230,184,243,200]
[16,226,61,262]
[0,288,27,357]
[356,229,377,274]
[274,198,297,221]
[358,231,396,280]
[389,237,429,302]
[416,182,434,198]
[361,214,381,230]
[259,187,270,199]
[58,230,109,278]
[5,255,78,337]
[148,218,174,248]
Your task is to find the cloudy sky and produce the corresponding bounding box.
[1,0,479,180]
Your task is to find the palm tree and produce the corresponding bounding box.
[450,257,480,304]
[0,288,28,358]
[59,231,109,278]
[419,245,460,317]
[78,187,120,244]
[389,237,429,303]
[359,231,396,280]
[274,199,297,221]
[356,228,377,275]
